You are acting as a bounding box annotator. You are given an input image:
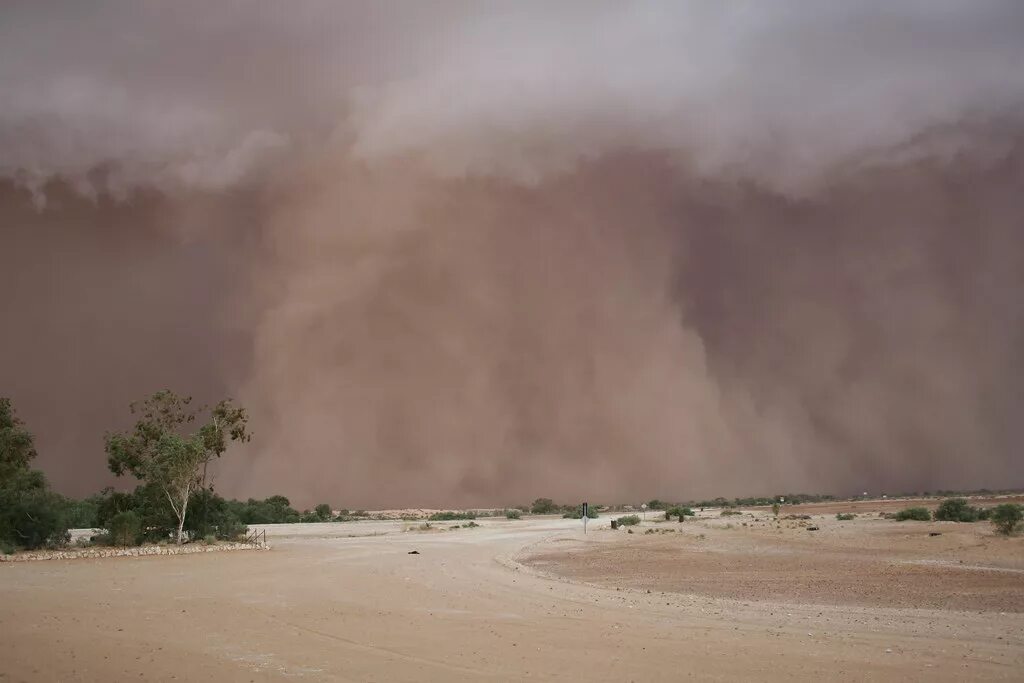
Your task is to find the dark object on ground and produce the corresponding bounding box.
[407,550,420,554]
[611,520,618,530]
[807,526,820,531]
[929,532,942,536]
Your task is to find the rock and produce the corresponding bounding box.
[408,550,420,555]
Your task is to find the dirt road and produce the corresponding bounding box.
[1,514,1021,681]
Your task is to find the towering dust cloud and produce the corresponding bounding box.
[2,2,1023,507]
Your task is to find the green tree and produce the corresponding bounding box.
[105,391,251,544]
[0,398,70,550]
[314,503,332,521]
[990,503,1022,535]
[0,397,37,476]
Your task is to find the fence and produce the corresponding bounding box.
[245,528,267,546]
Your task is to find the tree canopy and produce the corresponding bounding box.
[105,391,250,544]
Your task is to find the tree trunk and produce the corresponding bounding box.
[176,491,190,544]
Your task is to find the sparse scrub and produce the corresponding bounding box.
[616,515,641,526]
[505,509,522,520]
[836,513,856,521]
[720,509,742,516]
[894,507,931,521]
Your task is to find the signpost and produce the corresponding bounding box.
[582,502,589,534]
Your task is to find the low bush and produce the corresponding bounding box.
[530,498,558,514]
[836,513,856,521]
[894,507,931,521]
[991,503,1022,535]
[505,509,522,520]
[720,509,742,516]
[616,515,641,526]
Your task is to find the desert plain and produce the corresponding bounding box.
[1,498,1022,682]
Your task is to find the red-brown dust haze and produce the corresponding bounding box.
[2,2,1023,507]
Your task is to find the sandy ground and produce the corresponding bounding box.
[1,506,1022,681]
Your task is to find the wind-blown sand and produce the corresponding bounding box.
[1,506,1021,681]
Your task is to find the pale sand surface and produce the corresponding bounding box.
[1,503,1022,681]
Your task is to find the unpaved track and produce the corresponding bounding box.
[1,516,1021,681]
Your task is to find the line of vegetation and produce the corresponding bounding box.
[889,498,1022,534]
[428,511,477,521]
[2,393,338,553]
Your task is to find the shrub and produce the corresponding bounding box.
[107,511,142,546]
[836,513,856,521]
[463,521,479,528]
[314,503,333,521]
[720,509,742,516]
[531,498,558,514]
[505,509,522,520]
[771,503,780,517]
[616,515,641,526]
[665,507,695,521]
[991,503,1023,535]
[428,511,477,521]
[203,534,217,545]
[1,488,71,550]
[215,512,247,541]
[894,507,931,521]
[934,498,980,522]
[562,505,599,519]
